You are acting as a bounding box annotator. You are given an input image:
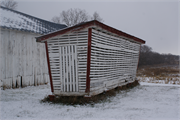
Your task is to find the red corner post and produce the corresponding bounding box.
[85,28,92,93]
[45,41,54,92]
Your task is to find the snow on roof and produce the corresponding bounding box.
[0,6,67,34]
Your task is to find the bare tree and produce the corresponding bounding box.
[91,11,103,22]
[139,45,153,66]
[1,0,18,10]
[140,45,152,53]
[52,8,104,26]
[51,16,61,24]
[52,8,90,27]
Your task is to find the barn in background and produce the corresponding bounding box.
[36,20,145,96]
[0,6,67,89]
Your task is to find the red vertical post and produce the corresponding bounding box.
[85,28,92,93]
[45,41,54,92]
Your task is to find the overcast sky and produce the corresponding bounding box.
[16,0,179,55]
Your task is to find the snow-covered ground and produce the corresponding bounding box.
[1,82,180,120]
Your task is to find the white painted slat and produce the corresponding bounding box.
[62,47,67,91]
[72,45,75,92]
[68,46,72,92]
[65,46,69,92]
[75,45,78,92]
[59,47,63,91]
[49,53,59,57]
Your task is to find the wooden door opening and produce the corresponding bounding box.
[59,45,78,92]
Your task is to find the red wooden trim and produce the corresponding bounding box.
[45,41,54,92]
[85,28,92,93]
[36,20,145,44]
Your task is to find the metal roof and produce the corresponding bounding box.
[36,20,145,44]
[0,6,67,34]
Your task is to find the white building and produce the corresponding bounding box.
[0,6,67,89]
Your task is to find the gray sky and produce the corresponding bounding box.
[17,0,179,55]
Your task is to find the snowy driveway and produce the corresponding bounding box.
[1,83,180,120]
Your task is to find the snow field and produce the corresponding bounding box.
[0,83,180,120]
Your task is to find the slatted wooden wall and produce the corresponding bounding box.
[0,29,49,89]
[90,28,140,92]
[47,29,88,94]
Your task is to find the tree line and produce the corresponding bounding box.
[138,45,179,66]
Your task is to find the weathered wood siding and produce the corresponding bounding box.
[90,28,140,94]
[47,29,88,95]
[0,29,49,89]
